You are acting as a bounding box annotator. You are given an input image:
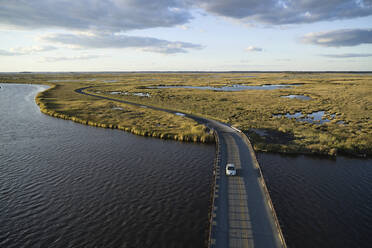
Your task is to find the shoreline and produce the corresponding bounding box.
[35,84,215,144]
[248,138,370,159]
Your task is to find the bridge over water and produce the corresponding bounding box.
[206,120,286,248]
[75,87,286,248]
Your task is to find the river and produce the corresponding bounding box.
[0,84,214,248]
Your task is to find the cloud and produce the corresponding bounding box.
[194,0,372,24]
[245,46,263,52]
[1,1,370,32]
[302,28,372,46]
[0,50,19,56]
[178,25,189,30]
[42,54,103,62]
[11,45,57,53]
[321,53,372,58]
[0,0,191,32]
[0,45,57,56]
[0,1,204,55]
[41,32,203,54]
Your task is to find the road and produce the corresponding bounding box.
[75,87,286,248]
[208,120,285,248]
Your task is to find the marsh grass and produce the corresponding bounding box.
[1,72,371,156]
[89,73,371,157]
[2,73,214,143]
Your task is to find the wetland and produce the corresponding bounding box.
[2,72,369,157]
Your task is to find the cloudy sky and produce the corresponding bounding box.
[0,0,371,71]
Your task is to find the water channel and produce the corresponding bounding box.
[0,84,214,248]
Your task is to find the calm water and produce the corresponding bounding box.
[274,111,337,124]
[150,84,297,91]
[0,84,214,248]
[258,153,372,248]
[281,95,311,100]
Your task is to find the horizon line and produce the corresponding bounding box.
[1,70,372,74]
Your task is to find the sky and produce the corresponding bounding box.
[0,0,371,72]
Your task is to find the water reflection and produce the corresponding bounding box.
[107,91,151,97]
[150,84,299,91]
[281,95,311,100]
[274,111,338,124]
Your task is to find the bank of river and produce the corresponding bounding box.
[0,84,214,248]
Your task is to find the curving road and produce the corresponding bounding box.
[75,87,286,248]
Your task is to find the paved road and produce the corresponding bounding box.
[75,87,286,248]
[208,120,285,248]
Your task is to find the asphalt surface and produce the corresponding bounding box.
[75,87,285,248]
[208,120,285,248]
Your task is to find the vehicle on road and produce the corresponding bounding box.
[225,163,236,176]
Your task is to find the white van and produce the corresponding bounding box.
[225,163,236,176]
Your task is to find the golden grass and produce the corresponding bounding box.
[1,72,371,156]
[2,74,214,143]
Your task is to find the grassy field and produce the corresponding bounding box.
[1,72,371,157]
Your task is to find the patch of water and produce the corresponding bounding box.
[251,128,269,137]
[150,84,299,91]
[274,111,338,124]
[233,75,256,78]
[133,92,150,97]
[108,91,150,97]
[281,95,311,100]
[276,112,303,119]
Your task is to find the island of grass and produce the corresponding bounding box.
[1,72,371,157]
